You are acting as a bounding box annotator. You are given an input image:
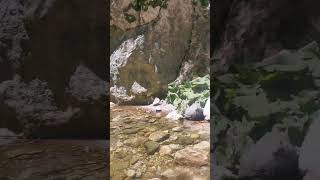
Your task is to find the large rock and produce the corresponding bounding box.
[0,0,108,138]
[0,77,78,137]
[174,146,209,167]
[299,110,320,180]
[110,0,202,105]
[184,103,205,120]
[239,129,299,180]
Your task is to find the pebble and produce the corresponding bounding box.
[172,127,183,132]
[149,131,170,142]
[135,169,142,178]
[144,141,160,155]
[190,133,200,139]
[169,144,183,151]
[159,145,172,156]
[126,169,136,177]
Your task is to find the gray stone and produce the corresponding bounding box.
[131,81,147,95]
[184,103,205,120]
[68,64,108,102]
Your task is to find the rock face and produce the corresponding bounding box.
[213,1,320,179]
[0,0,108,138]
[213,0,320,72]
[110,0,210,104]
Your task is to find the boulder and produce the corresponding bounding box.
[184,103,205,120]
[110,0,196,105]
[0,0,108,138]
[299,110,320,180]
[239,129,299,180]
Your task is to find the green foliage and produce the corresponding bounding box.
[166,75,210,113]
[192,0,209,6]
[132,0,168,11]
[199,0,209,6]
[124,13,137,23]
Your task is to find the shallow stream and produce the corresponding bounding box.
[110,106,210,180]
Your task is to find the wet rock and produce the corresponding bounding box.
[176,135,194,145]
[172,127,183,132]
[299,110,320,180]
[174,147,209,167]
[159,145,172,156]
[193,141,210,151]
[169,144,183,151]
[144,141,160,155]
[161,169,179,179]
[149,131,170,142]
[166,111,183,120]
[184,103,205,120]
[123,127,140,134]
[190,133,200,139]
[239,129,299,179]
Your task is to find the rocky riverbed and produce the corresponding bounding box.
[110,105,210,180]
[0,140,108,179]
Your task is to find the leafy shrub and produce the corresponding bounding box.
[132,0,168,11]
[192,0,209,7]
[166,75,210,113]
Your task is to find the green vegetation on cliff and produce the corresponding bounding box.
[166,75,210,113]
